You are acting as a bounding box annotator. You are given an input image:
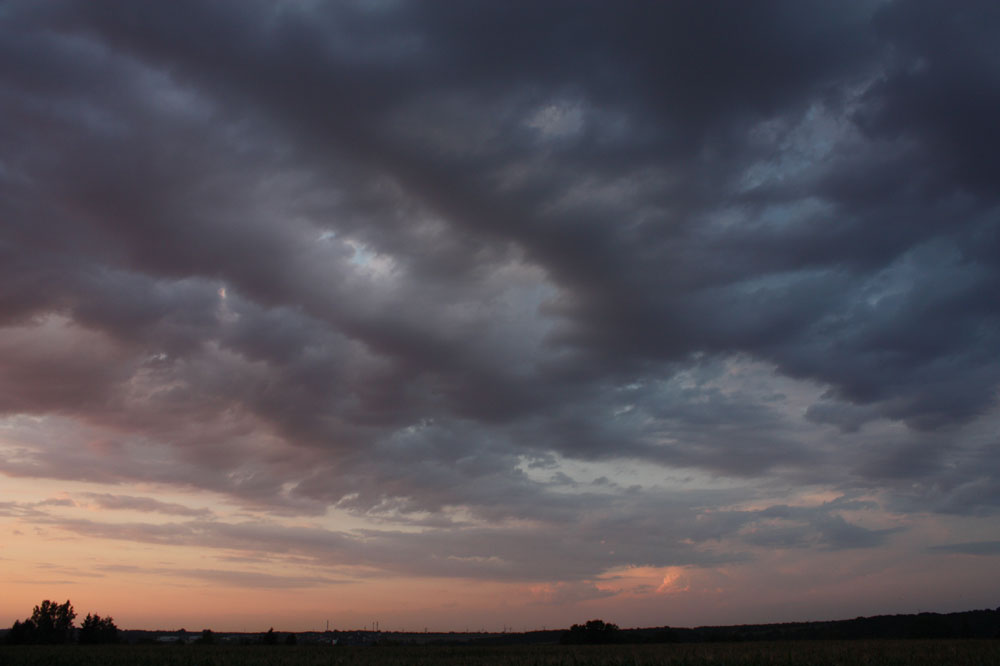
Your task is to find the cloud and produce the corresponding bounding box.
[0,499,77,518]
[80,493,212,518]
[528,582,618,605]
[927,541,1000,556]
[36,507,743,583]
[0,502,40,518]
[0,0,998,598]
[96,564,344,589]
[9,487,894,585]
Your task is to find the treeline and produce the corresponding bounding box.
[188,628,297,646]
[5,600,119,645]
[6,603,999,647]
[619,608,1000,643]
[560,619,625,644]
[491,610,1000,647]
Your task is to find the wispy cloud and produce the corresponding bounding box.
[96,564,345,589]
[927,541,1000,556]
[80,493,213,518]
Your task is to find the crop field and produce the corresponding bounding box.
[2,641,999,666]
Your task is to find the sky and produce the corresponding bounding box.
[1,0,999,633]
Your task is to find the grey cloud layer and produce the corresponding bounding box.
[31,491,892,583]
[1,0,999,580]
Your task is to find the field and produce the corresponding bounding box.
[2,641,999,666]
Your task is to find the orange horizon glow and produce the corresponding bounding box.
[3,472,999,633]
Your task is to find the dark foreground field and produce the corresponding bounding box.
[2,641,999,666]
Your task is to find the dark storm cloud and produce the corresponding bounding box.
[1,0,999,581]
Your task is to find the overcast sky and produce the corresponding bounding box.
[1,0,999,631]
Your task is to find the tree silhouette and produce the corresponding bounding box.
[4,600,124,646]
[30,600,77,644]
[5,619,36,645]
[561,619,622,644]
[78,614,119,644]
